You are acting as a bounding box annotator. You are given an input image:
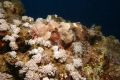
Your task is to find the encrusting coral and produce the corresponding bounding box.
[0,0,120,80]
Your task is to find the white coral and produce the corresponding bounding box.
[29,47,44,55]
[60,22,71,31]
[36,37,45,45]
[22,16,28,21]
[9,42,18,50]
[3,32,19,50]
[44,41,51,47]
[73,58,83,68]
[32,54,41,63]
[0,72,13,80]
[8,51,17,58]
[47,20,60,29]
[3,1,14,10]
[43,31,51,41]
[0,8,6,18]
[25,59,39,71]
[58,25,74,43]
[24,70,39,80]
[23,22,29,27]
[19,67,27,74]
[0,19,10,31]
[10,24,20,34]
[28,37,51,47]
[15,61,23,67]
[72,42,83,54]
[65,63,75,72]
[11,34,19,38]
[46,15,52,22]
[28,17,34,22]
[35,18,43,24]
[53,51,60,59]
[70,71,86,80]
[3,35,15,42]
[53,49,67,63]
[25,39,36,46]
[3,34,19,50]
[24,70,34,80]
[13,19,21,26]
[70,71,81,80]
[10,24,17,29]
[73,23,78,27]
[13,27,20,34]
[22,16,34,22]
[52,46,59,52]
[38,63,57,78]
[0,13,4,18]
[29,49,38,55]
[38,47,44,53]
[43,77,49,80]
[2,35,12,41]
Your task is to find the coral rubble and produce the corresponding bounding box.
[0,0,120,80]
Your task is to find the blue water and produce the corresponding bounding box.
[21,0,120,40]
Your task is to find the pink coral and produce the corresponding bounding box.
[31,23,48,37]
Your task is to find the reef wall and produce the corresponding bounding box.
[0,0,120,80]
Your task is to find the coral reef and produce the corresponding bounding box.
[2,0,25,16]
[0,0,120,80]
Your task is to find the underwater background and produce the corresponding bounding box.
[21,0,120,40]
